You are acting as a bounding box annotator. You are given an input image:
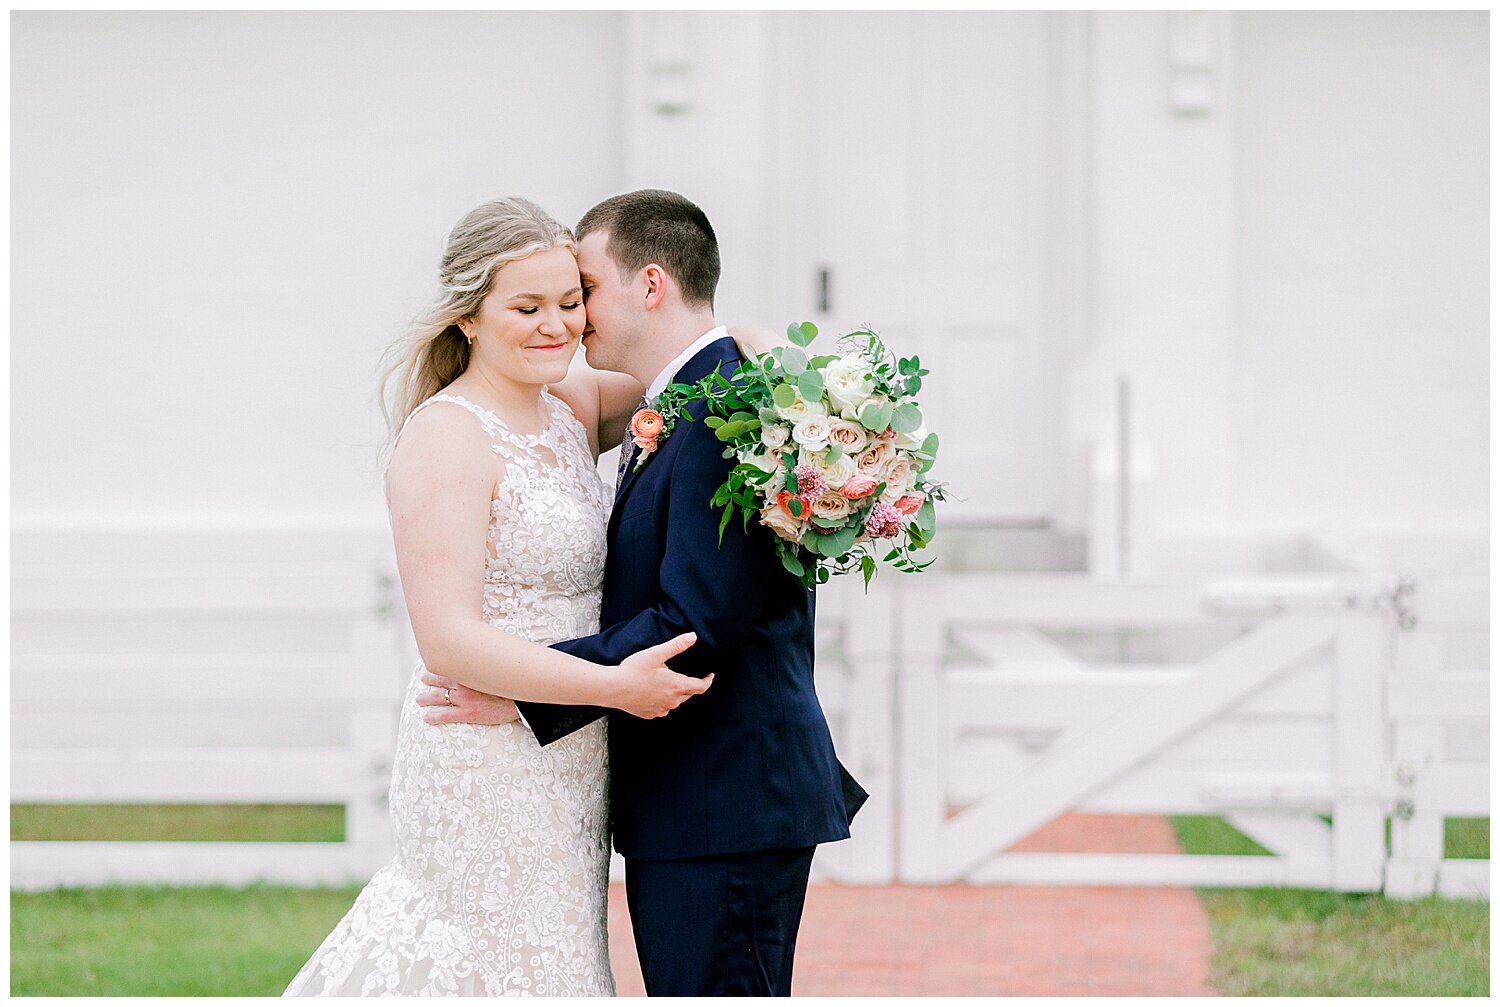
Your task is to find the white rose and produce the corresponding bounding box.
[824,357,877,416]
[792,415,832,452]
[739,448,782,474]
[775,387,826,423]
[819,452,858,490]
[761,423,791,450]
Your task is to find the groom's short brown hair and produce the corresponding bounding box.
[576,189,720,309]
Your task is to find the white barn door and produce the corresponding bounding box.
[769,12,1088,525]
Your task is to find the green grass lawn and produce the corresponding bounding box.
[11,803,345,843]
[1170,815,1489,996]
[12,883,363,996]
[9,805,1491,996]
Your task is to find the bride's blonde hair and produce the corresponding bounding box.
[378,196,577,454]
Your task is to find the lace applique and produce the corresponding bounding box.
[285,390,614,997]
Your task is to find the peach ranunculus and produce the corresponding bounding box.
[631,408,665,452]
[762,493,807,541]
[776,489,811,521]
[827,419,869,455]
[841,474,879,500]
[893,493,926,516]
[811,491,853,523]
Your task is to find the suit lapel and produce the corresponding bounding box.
[608,336,743,536]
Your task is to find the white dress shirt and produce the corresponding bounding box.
[646,325,729,400]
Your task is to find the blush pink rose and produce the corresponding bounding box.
[841,475,879,500]
[857,440,896,474]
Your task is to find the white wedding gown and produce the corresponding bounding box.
[284,391,616,997]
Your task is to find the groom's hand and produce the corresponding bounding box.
[416,671,522,726]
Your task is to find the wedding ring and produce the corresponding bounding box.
[444,687,454,707]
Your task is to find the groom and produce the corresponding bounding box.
[424,189,863,996]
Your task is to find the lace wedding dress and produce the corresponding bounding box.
[284,391,615,997]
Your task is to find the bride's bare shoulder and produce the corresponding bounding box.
[385,400,497,489]
[546,371,600,429]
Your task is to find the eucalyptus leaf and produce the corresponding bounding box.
[891,403,923,434]
[780,549,805,577]
[782,346,808,376]
[917,500,936,534]
[772,383,797,409]
[859,400,893,433]
[821,525,858,556]
[797,368,824,400]
[786,323,810,348]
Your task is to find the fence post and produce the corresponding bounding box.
[1331,612,1388,891]
[1384,628,1445,898]
[345,565,405,875]
[823,577,898,883]
[898,577,950,882]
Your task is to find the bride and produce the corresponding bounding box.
[284,196,721,996]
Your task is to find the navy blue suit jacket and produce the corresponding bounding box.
[517,336,858,861]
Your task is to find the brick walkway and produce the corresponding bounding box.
[607,813,1218,996]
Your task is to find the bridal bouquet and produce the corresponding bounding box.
[656,322,943,588]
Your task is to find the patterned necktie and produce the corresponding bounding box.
[614,396,649,494]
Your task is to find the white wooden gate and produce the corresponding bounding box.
[883,572,1487,895]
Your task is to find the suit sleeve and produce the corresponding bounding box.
[516,410,779,746]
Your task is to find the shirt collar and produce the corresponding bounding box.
[646,325,728,400]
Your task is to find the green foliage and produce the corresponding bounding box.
[781,345,808,375]
[796,368,825,400]
[890,402,923,434]
[858,399,893,433]
[786,321,818,347]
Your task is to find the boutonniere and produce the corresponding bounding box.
[629,406,667,470]
[628,382,700,471]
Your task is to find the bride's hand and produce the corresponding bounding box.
[727,324,786,364]
[612,632,711,719]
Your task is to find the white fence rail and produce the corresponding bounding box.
[12,543,408,888]
[10,539,1489,896]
